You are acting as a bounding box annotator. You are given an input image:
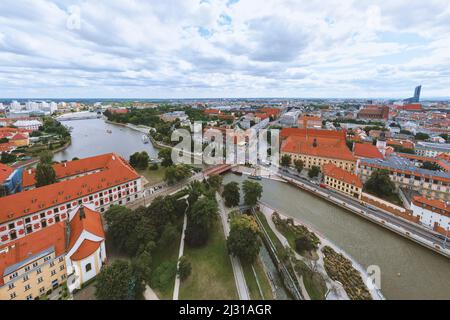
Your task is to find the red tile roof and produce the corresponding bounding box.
[353,143,384,159]
[412,196,449,217]
[281,128,346,140]
[0,222,66,285]
[0,153,139,223]
[23,153,115,188]
[323,163,362,188]
[68,206,105,261]
[281,134,355,162]
[10,133,28,141]
[0,164,13,184]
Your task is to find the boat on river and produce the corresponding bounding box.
[142,134,150,144]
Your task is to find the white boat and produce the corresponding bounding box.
[142,135,150,144]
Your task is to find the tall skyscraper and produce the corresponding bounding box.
[404,85,422,103]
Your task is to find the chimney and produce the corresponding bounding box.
[312,138,317,148]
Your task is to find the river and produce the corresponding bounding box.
[54,118,158,162]
[223,174,450,300]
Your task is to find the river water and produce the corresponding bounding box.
[223,174,450,300]
[55,118,450,299]
[54,118,158,162]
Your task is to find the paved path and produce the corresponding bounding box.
[216,193,250,300]
[172,213,188,300]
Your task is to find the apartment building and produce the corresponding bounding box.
[359,156,450,201]
[323,163,363,199]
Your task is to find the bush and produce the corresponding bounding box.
[177,256,192,281]
[295,235,315,254]
[149,163,159,170]
[150,261,177,290]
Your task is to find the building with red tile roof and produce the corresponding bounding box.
[298,115,322,129]
[65,205,106,292]
[323,163,363,199]
[281,128,356,172]
[0,153,141,247]
[0,204,106,299]
[0,222,67,299]
[397,103,423,111]
[357,105,389,121]
[411,196,450,236]
[353,143,384,160]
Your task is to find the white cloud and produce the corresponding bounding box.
[0,0,449,98]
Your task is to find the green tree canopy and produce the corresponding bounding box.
[227,215,261,263]
[281,154,292,167]
[293,159,304,173]
[222,182,240,207]
[242,180,263,207]
[308,165,320,179]
[95,260,143,300]
[177,256,192,281]
[129,151,150,170]
[164,164,192,185]
[422,161,441,171]
[158,148,173,167]
[189,197,218,230]
[206,174,223,191]
[415,132,430,141]
[364,169,396,198]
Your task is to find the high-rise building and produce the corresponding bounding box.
[404,85,422,103]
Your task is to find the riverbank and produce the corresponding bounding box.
[259,202,384,300]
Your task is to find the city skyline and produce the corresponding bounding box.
[1,0,449,99]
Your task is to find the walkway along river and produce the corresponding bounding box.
[223,174,450,300]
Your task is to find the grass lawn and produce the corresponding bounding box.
[149,217,184,300]
[294,260,327,300]
[138,166,167,186]
[179,220,238,300]
[242,257,274,300]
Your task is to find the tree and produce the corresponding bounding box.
[308,165,320,179]
[35,152,56,187]
[222,182,240,207]
[177,256,192,281]
[227,215,261,263]
[189,197,218,230]
[293,159,304,173]
[295,235,315,254]
[0,152,16,164]
[207,174,223,191]
[242,180,263,207]
[422,161,441,171]
[158,148,173,167]
[95,260,143,300]
[164,164,192,185]
[364,169,396,198]
[281,154,291,167]
[415,132,430,141]
[129,151,150,170]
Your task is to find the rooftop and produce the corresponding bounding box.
[323,163,363,188]
[353,143,384,159]
[0,153,139,223]
[0,222,66,285]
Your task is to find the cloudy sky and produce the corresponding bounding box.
[0,0,449,99]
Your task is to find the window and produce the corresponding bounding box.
[24,284,31,291]
[40,213,45,219]
[50,262,55,267]
[8,223,15,229]
[67,203,72,209]
[9,272,18,280]
[10,232,17,240]
[51,270,56,276]
[85,263,92,272]
[25,217,31,224]
[44,256,51,262]
[39,287,45,294]
[53,208,59,214]
[25,266,31,272]
[26,225,33,234]
[23,275,29,282]
[60,265,65,271]
[37,277,43,284]
[10,292,16,299]
[26,294,33,300]
[8,283,15,290]
[36,268,42,274]
[59,257,64,263]
[55,215,60,223]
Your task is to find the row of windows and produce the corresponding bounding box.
[10,274,66,300]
